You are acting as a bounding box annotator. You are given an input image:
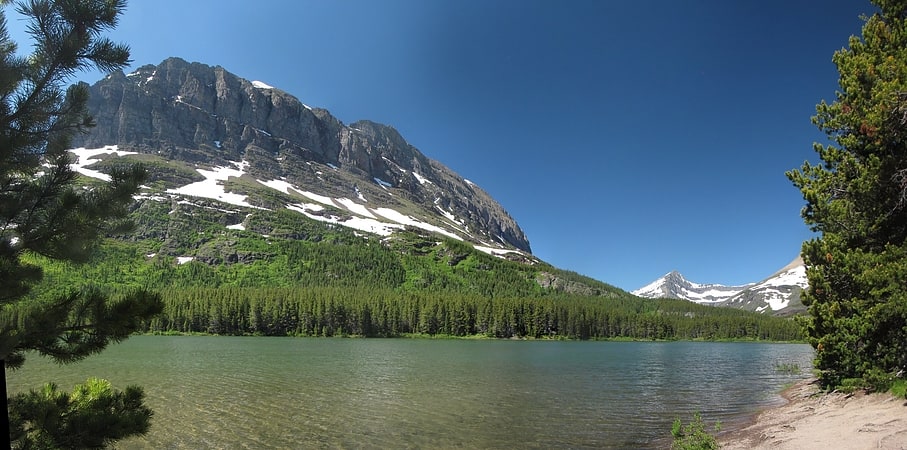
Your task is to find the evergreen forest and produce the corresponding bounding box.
[25,197,802,341]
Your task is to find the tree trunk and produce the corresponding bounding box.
[1,359,9,450]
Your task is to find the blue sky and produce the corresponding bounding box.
[7,0,871,290]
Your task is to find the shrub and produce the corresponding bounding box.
[671,412,721,450]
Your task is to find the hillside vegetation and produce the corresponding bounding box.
[35,53,806,344]
[29,198,801,341]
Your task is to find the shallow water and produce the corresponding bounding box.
[7,336,813,449]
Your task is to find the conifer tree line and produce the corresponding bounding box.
[29,226,804,342]
[140,286,802,341]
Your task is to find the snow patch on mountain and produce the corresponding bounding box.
[473,245,521,257]
[256,177,460,239]
[633,257,809,314]
[299,190,335,206]
[69,146,137,181]
[335,198,376,219]
[436,205,459,225]
[70,144,531,262]
[251,80,274,90]
[167,161,259,208]
[754,265,806,311]
[286,203,400,236]
[723,258,809,313]
[413,172,432,185]
[257,178,296,196]
[372,207,463,241]
[632,272,751,304]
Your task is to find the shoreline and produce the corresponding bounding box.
[138,331,805,344]
[718,377,907,449]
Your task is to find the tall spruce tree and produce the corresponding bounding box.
[788,0,907,390]
[0,0,162,447]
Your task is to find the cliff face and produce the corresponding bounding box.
[72,57,531,252]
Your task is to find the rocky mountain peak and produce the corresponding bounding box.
[633,257,808,315]
[632,269,750,304]
[721,257,808,316]
[71,57,531,253]
[664,270,685,282]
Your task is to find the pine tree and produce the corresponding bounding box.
[788,0,907,390]
[0,0,162,447]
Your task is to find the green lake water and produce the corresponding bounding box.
[6,336,814,449]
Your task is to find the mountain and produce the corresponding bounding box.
[61,57,640,299]
[631,271,754,305]
[720,257,808,316]
[70,57,530,256]
[25,57,806,340]
[632,257,808,316]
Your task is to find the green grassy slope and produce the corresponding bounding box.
[25,197,802,341]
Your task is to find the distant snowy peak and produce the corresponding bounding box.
[632,271,753,305]
[630,271,685,299]
[722,257,808,314]
[632,257,809,315]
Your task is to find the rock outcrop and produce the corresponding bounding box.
[72,57,531,252]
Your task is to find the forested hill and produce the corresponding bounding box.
[33,57,804,341]
[30,201,801,341]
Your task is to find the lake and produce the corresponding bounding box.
[6,337,814,449]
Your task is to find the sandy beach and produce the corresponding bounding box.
[719,378,907,449]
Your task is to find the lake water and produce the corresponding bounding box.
[6,337,813,449]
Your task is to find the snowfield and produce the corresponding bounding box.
[69,146,137,181]
[67,147,527,260]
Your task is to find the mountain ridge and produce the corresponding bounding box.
[20,56,809,342]
[71,57,531,254]
[65,57,808,317]
[631,270,754,304]
[632,257,808,315]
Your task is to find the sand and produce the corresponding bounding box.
[719,378,907,449]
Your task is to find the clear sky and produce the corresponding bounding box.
[6,0,872,291]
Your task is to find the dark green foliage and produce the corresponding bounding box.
[671,413,720,450]
[9,378,151,449]
[787,0,907,390]
[0,0,162,447]
[1,287,162,368]
[773,362,802,375]
[0,0,165,363]
[30,217,804,341]
[19,163,804,342]
[140,287,802,341]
